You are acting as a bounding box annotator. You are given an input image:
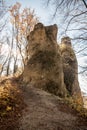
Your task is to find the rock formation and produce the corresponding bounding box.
[60,37,83,103]
[23,23,82,103]
[23,23,67,97]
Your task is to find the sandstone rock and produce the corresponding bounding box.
[23,23,83,104]
[23,23,67,97]
[60,37,83,104]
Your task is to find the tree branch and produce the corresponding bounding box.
[82,0,87,8]
[65,10,87,32]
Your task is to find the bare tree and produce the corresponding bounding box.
[0,2,38,76]
[0,0,10,32]
[45,0,87,94]
[0,0,11,76]
[46,0,87,38]
[7,2,38,75]
[46,0,87,65]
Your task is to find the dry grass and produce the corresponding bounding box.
[83,96,87,109]
[65,96,87,118]
[0,77,25,130]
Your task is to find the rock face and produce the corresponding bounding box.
[60,37,83,103]
[23,23,82,103]
[23,23,67,97]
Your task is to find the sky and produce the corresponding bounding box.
[7,0,56,25]
[4,0,87,95]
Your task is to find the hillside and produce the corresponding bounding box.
[0,77,87,130]
[19,83,87,130]
[0,23,87,130]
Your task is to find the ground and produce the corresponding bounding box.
[0,77,25,130]
[0,77,87,130]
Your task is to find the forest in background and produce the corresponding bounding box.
[0,1,38,76]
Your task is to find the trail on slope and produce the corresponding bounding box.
[19,84,87,130]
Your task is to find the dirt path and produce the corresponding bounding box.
[19,85,87,130]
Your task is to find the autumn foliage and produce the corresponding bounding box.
[10,2,38,39]
[9,2,39,67]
